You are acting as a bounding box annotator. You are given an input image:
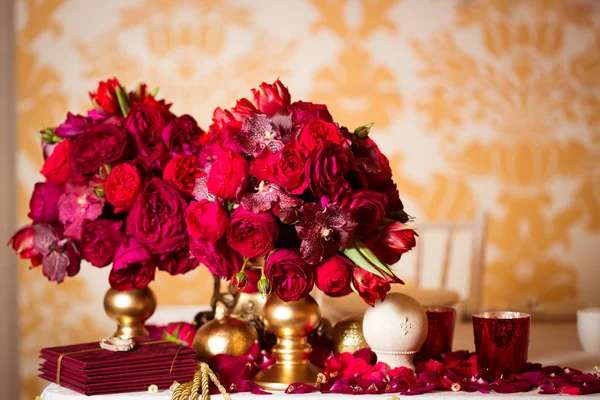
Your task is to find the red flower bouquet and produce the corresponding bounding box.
[194,79,416,306]
[9,78,206,291]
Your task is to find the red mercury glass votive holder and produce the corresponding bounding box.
[472,311,531,381]
[416,306,456,361]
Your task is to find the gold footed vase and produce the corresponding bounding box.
[253,294,323,391]
[103,287,157,338]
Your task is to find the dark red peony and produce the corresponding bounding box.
[307,142,353,201]
[265,249,314,301]
[126,178,188,252]
[352,268,394,307]
[343,189,388,239]
[186,199,228,243]
[289,101,333,125]
[352,137,392,187]
[154,238,197,276]
[125,103,167,157]
[251,141,308,194]
[189,236,243,280]
[28,183,63,223]
[299,120,346,151]
[314,254,353,297]
[80,219,125,267]
[206,149,249,199]
[109,238,156,291]
[69,123,129,175]
[105,163,143,213]
[162,114,205,155]
[226,207,279,258]
[41,140,71,185]
[163,155,202,198]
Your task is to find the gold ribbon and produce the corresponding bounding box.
[55,340,181,385]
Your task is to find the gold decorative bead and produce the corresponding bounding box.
[148,384,158,393]
[451,382,461,392]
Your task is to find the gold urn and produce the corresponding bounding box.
[103,287,157,338]
[253,294,323,390]
[193,303,258,361]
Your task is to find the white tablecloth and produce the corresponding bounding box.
[41,323,600,399]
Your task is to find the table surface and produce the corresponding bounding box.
[41,323,600,399]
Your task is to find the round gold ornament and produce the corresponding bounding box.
[192,302,258,361]
[103,287,157,338]
[331,317,368,354]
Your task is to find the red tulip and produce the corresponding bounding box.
[380,221,417,254]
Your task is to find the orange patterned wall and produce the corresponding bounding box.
[16,0,600,398]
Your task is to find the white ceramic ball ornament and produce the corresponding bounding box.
[362,292,428,370]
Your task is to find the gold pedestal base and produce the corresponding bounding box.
[253,362,322,391]
[103,287,157,338]
[253,294,323,390]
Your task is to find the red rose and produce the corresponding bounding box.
[69,123,129,175]
[206,149,249,199]
[299,120,346,151]
[126,178,188,253]
[80,219,125,267]
[380,221,417,254]
[189,236,243,280]
[162,114,206,155]
[307,142,352,201]
[28,182,63,223]
[352,268,393,307]
[352,137,392,187]
[125,103,167,157]
[315,255,353,297]
[265,249,314,301]
[41,140,71,185]
[342,189,388,239]
[109,238,156,291]
[105,164,143,213]
[186,199,228,243]
[251,141,308,194]
[162,322,197,347]
[89,78,121,115]
[163,155,202,198]
[289,101,333,125]
[154,238,197,276]
[251,79,291,115]
[226,207,279,258]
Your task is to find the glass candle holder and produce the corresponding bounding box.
[472,311,531,381]
[416,306,456,361]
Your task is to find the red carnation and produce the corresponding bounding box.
[105,164,143,213]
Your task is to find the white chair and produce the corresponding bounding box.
[317,212,488,323]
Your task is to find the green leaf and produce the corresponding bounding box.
[341,243,385,278]
[151,86,160,97]
[115,85,131,117]
[354,239,393,276]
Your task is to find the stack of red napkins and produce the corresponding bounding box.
[39,337,198,395]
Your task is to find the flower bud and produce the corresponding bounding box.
[257,276,272,297]
[233,270,248,291]
[99,164,113,179]
[353,123,373,139]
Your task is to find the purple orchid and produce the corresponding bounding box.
[235,114,284,156]
[240,181,303,213]
[57,182,105,240]
[295,202,357,264]
[32,223,81,283]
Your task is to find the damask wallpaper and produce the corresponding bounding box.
[15,0,600,398]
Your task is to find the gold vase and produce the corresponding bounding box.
[103,287,157,338]
[253,294,323,390]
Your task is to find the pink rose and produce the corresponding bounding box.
[80,219,125,267]
[299,120,346,151]
[109,238,156,291]
[307,143,352,201]
[162,114,205,155]
[186,200,228,243]
[125,103,167,157]
[314,255,353,297]
[190,236,243,280]
[126,178,188,253]
[41,140,71,185]
[289,101,333,125]
[343,189,388,239]
[163,155,202,198]
[250,141,308,194]
[206,149,249,199]
[251,79,291,115]
[28,182,62,223]
[105,164,143,213]
[380,221,417,254]
[265,249,314,301]
[226,207,279,258]
[69,123,129,175]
